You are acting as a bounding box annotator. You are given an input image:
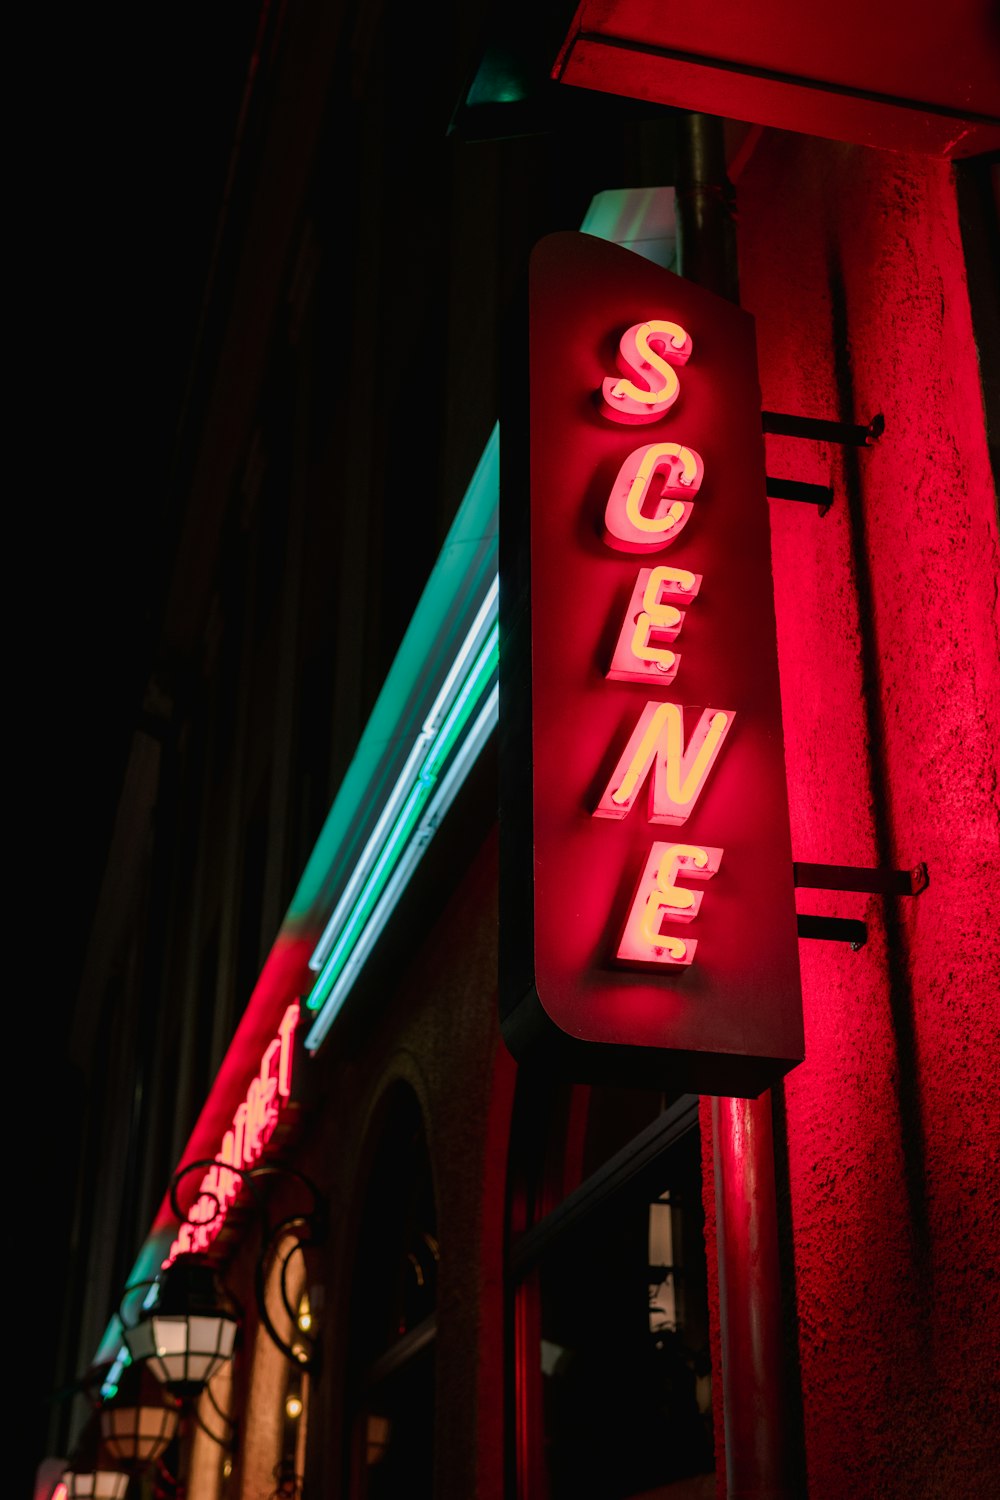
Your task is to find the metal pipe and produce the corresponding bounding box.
[675,112,739,299]
[674,109,794,1498]
[711,1094,791,1498]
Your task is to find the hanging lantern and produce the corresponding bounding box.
[61,1414,130,1500]
[100,1359,180,1466]
[61,1475,129,1500]
[122,1255,239,1398]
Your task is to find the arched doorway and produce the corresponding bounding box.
[344,1083,439,1499]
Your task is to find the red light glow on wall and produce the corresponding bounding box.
[500,231,804,1096]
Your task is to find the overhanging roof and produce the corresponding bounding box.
[553,0,1000,157]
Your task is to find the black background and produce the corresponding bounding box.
[18,8,259,1486]
[19,3,260,1021]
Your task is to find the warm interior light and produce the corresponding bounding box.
[285,1395,303,1420]
[648,1191,678,1337]
[366,1414,392,1466]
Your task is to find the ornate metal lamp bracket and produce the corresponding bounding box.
[168,1158,327,1378]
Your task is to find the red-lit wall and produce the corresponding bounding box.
[703,133,999,1496]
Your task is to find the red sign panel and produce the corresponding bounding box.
[499,231,803,1097]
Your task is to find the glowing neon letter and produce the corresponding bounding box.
[617,842,723,966]
[601,320,693,424]
[607,567,702,686]
[603,442,704,553]
[276,1001,299,1098]
[162,1003,300,1268]
[244,1068,276,1163]
[218,1128,240,1207]
[173,1223,195,1258]
[594,702,733,825]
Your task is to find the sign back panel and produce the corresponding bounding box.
[499,230,803,1097]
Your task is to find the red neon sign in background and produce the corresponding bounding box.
[517,231,803,1095]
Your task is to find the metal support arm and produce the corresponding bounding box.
[762,409,885,445]
[766,475,834,508]
[794,861,928,896]
[793,861,927,951]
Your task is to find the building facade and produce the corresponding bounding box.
[35,3,998,1498]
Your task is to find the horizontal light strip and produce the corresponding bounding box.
[304,620,499,1011]
[307,574,499,975]
[304,680,500,1052]
[304,617,499,1023]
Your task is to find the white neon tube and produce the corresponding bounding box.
[304,682,499,1052]
[307,572,500,974]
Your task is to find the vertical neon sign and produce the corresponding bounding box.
[499,231,804,1097]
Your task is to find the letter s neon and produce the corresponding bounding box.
[601,320,693,425]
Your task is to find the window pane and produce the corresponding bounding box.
[536,1122,714,1498]
[355,1342,435,1500]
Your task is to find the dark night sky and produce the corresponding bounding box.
[20,12,259,1485]
[21,7,260,1013]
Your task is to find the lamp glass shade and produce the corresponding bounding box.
[142,1311,238,1393]
[61,1471,129,1500]
[121,1256,239,1397]
[62,1408,130,1499]
[153,1318,188,1356]
[101,1400,179,1465]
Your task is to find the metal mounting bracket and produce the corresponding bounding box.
[794,861,929,897]
[762,410,885,446]
[796,914,867,948]
[762,413,882,514]
[793,861,928,952]
[765,475,834,512]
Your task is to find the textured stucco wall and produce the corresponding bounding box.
[729,132,1000,1497]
